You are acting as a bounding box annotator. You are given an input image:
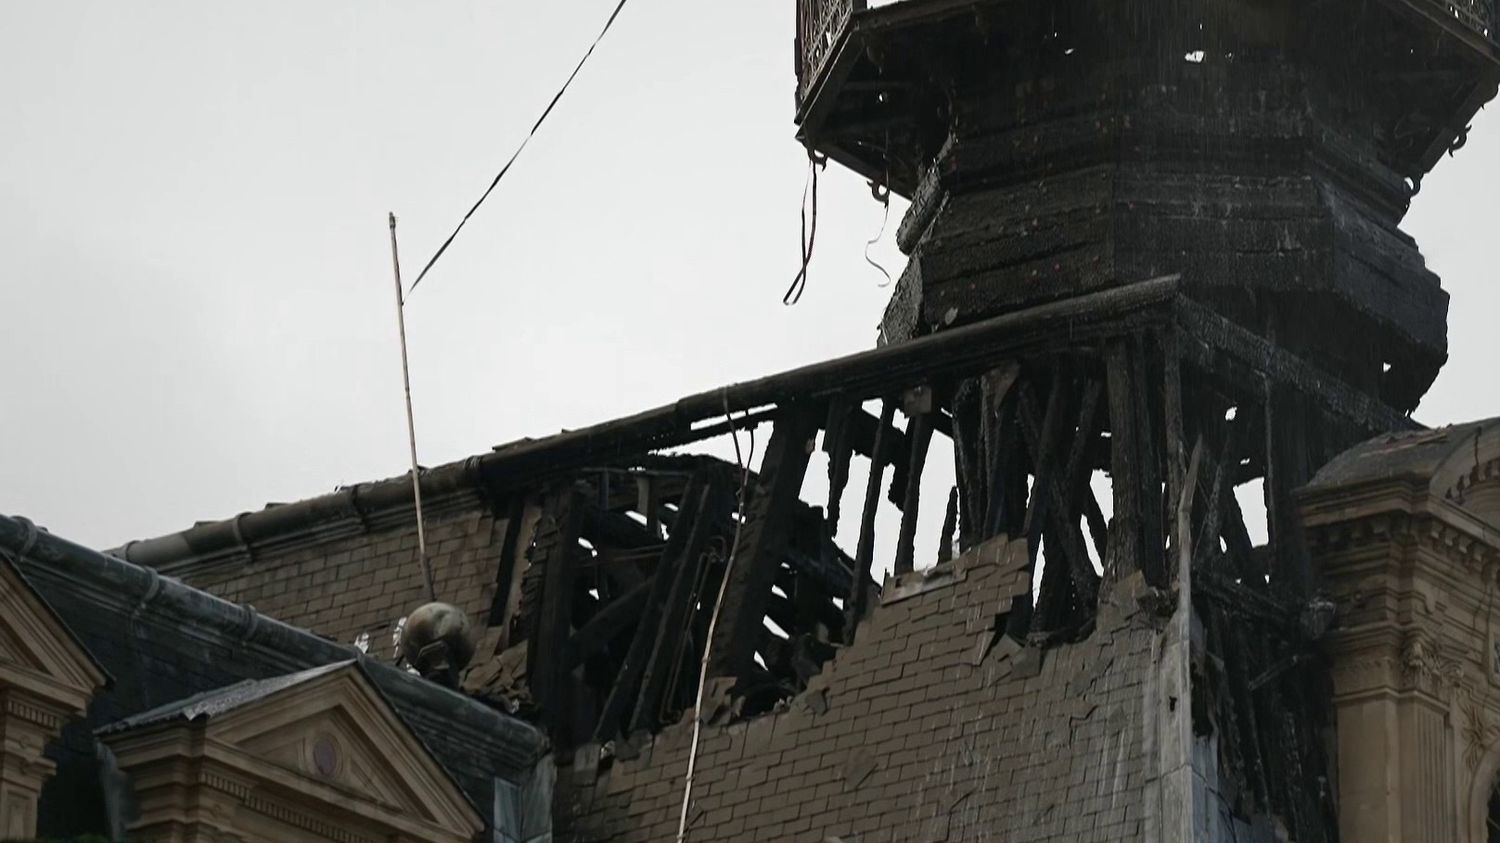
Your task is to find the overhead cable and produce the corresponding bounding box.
[408,0,631,294]
[864,179,893,288]
[783,150,828,305]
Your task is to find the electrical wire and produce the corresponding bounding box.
[408,0,632,295]
[677,395,757,843]
[864,179,893,288]
[783,150,827,305]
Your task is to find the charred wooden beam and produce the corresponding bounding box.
[1191,412,1258,582]
[823,398,855,541]
[848,399,897,639]
[1059,380,1105,596]
[980,363,1022,540]
[706,406,822,683]
[529,485,586,747]
[849,404,910,475]
[1019,374,1104,622]
[1265,385,1314,594]
[593,473,712,744]
[474,278,1181,494]
[581,506,666,552]
[627,480,724,736]
[938,486,958,564]
[568,579,651,666]
[638,475,661,539]
[1164,333,1190,580]
[894,388,936,576]
[1103,339,1168,586]
[951,379,984,551]
[1173,298,1414,435]
[487,494,531,628]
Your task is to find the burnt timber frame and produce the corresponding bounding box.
[476,277,1412,783]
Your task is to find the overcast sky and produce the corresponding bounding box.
[2,1,1496,551]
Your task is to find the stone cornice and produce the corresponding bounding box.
[243,791,380,843]
[1309,505,1500,589]
[1,694,64,731]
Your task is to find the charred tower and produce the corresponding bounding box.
[796,0,1497,839]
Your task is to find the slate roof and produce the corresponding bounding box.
[96,660,353,735]
[1304,418,1498,494]
[0,512,547,838]
[0,552,112,689]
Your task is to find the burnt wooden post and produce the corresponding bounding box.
[823,398,855,561]
[1264,384,1314,594]
[527,484,586,748]
[592,472,712,744]
[706,405,821,683]
[627,478,725,736]
[847,399,896,638]
[893,385,934,576]
[1103,342,1142,586]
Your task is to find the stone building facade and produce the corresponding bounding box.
[1304,421,1500,842]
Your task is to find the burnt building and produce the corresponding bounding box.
[2,0,1499,841]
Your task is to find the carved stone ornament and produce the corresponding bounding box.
[1400,630,1464,699]
[1462,693,1500,771]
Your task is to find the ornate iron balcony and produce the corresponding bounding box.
[1432,0,1495,40]
[796,0,865,103]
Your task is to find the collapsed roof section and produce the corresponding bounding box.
[103,278,1415,778]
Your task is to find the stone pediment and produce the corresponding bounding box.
[0,556,107,714]
[0,555,107,838]
[103,661,483,843]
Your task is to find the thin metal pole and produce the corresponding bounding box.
[677,397,754,843]
[389,212,437,603]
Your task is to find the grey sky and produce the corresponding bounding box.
[2,1,1495,551]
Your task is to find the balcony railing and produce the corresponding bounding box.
[1432,0,1496,40]
[797,0,865,102]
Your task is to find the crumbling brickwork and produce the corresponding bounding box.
[558,539,1162,842]
[179,502,507,651]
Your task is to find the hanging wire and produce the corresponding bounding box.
[783,150,828,305]
[864,178,893,288]
[408,0,632,295]
[677,394,757,843]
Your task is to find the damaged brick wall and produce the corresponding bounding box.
[558,538,1165,842]
[177,503,507,652]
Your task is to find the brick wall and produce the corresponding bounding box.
[180,501,507,654]
[557,538,1161,842]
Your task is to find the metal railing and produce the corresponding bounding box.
[1448,0,1494,38]
[1426,0,1497,42]
[797,0,865,101]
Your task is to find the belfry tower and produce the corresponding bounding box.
[793,0,1497,838]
